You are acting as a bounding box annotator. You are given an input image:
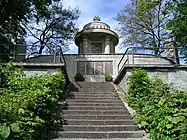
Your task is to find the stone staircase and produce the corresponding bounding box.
[54,82,145,139]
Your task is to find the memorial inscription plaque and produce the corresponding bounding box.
[86,61,94,75]
[77,61,113,75]
[105,61,113,74]
[95,62,103,75]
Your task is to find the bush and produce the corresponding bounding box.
[105,73,113,82]
[127,68,187,140]
[74,73,85,81]
[0,63,66,139]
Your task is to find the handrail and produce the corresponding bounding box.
[117,46,186,73]
[57,45,70,84]
[117,47,131,72]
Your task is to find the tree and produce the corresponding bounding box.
[0,0,60,61]
[166,0,187,46]
[0,0,60,44]
[0,20,26,62]
[165,0,187,63]
[0,0,60,26]
[115,0,170,55]
[24,2,80,55]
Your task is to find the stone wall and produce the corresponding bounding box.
[7,63,64,76]
[23,54,175,82]
[118,66,187,92]
[64,54,123,82]
[64,54,174,82]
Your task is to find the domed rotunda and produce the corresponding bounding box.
[75,16,119,54]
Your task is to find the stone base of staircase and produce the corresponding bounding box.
[54,138,146,140]
[52,82,146,139]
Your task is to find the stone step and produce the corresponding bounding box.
[68,92,118,97]
[63,119,137,125]
[66,100,123,104]
[70,91,116,94]
[76,87,114,89]
[72,82,113,85]
[62,106,127,110]
[66,96,119,100]
[76,84,113,86]
[57,131,143,139]
[60,125,139,131]
[73,83,113,86]
[63,102,124,106]
[74,82,112,84]
[67,94,119,98]
[53,82,145,139]
[66,97,120,100]
[75,87,114,89]
[77,89,115,92]
[63,110,129,115]
[54,138,147,140]
[63,114,132,120]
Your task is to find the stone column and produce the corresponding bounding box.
[105,36,110,54]
[110,40,115,53]
[83,36,88,53]
[79,42,83,54]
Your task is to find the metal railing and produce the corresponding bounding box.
[0,44,66,63]
[58,45,70,84]
[117,47,187,73]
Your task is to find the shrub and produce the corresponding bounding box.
[105,72,113,82]
[0,63,66,139]
[74,73,85,81]
[127,68,187,140]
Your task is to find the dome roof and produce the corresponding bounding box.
[83,16,110,30]
[75,16,119,47]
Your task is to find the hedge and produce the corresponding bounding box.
[0,63,66,139]
[127,68,187,140]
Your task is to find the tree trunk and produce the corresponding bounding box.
[38,45,45,54]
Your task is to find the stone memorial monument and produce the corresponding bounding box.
[74,16,119,80]
[22,16,176,82]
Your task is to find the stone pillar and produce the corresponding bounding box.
[105,36,110,54]
[83,36,88,53]
[110,40,113,53]
[79,42,83,54]
[111,41,115,53]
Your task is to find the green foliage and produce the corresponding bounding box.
[166,0,187,46]
[137,0,159,18]
[0,0,60,46]
[115,0,170,55]
[0,0,57,62]
[74,73,85,81]
[26,2,80,54]
[127,68,187,140]
[0,0,80,61]
[0,63,65,139]
[105,73,113,82]
[166,0,187,62]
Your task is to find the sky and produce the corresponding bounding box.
[63,0,129,54]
